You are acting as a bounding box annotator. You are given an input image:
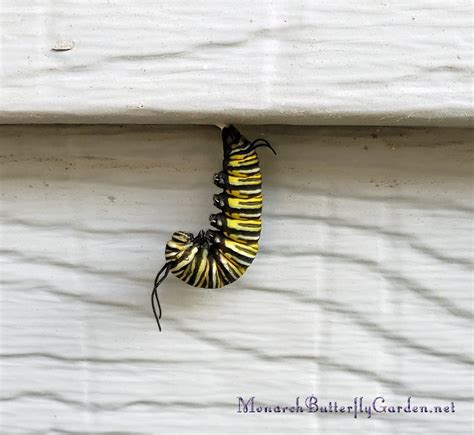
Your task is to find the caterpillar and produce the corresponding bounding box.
[151,125,275,331]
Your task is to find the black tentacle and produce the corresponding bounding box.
[151,263,170,332]
[250,138,277,155]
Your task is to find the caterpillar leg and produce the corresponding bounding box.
[213,171,227,188]
[209,213,225,230]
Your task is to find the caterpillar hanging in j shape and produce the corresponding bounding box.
[151,125,276,331]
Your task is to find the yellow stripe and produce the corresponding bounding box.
[207,257,218,288]
[171,246,194,262]
[224,231,260,243]
[171,246,198,271]
[222,251,251,267]
[166,240,192,250]
[227,168,261,177]
[225,188,262,198]
[224,217,261,232]
[228,152,257,162]
[216,249,244,278]
[196,256,209,287]
[225,210,262,219]
[182,263,195,281]
[223,239,258,257]
[227,157,258,167]
[227,174,261,186]
[214,264,224,287]
[227,196,262,209]
[194,251,209,285]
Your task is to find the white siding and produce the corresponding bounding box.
[0,125,472,434]
[1,0,472,126]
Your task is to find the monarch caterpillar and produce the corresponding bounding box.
[152,125,276,331]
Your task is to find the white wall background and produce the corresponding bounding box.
[0,125,472,434]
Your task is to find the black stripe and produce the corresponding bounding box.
[236,221,261,229]
[170,248,195,272]
[223,209,262,219]
[221,244,255,266]
[184,250,206,286]
[225,190,262,199]
[212,250,239,284]
[226,183,262,191]
[214,195,263,213]
[232,176,262,183]
[222,224,261,236]
[224,161,260,171]
[205,255,218,288]
[223,230,261,242]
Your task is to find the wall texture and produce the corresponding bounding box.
[0,125,472,434]
[1,0,472,125]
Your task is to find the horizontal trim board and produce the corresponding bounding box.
[0,125,472,433]
[1,0,472,126]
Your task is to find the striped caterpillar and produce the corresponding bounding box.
[152,125,275,330]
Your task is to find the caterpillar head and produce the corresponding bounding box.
[222,124,248,156]
[193,229,209,246]
[222,125,241,147]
